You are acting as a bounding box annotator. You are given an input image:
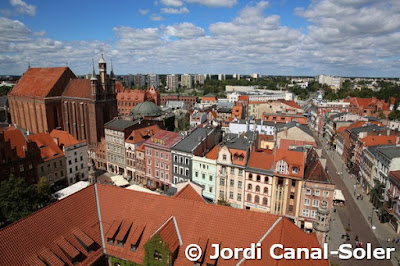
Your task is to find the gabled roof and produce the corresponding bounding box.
[4,126,29,158]
[28,132,64,162]
[9,67,76,98]
[50,129,85,148]
[0,186,101,266]
[172,127,213,153]
[144,130,182,149]
[274,148,305,177]
[0,184,325,265]
[136,144,145,152]
[174,184,205,203]
[62,79,91,99]
[304,150,331,183]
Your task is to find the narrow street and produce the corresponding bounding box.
[314,135,395,266]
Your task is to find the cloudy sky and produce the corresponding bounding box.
[1,0,399,77]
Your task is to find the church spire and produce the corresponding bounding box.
[110,58,114,78]
[91,58,97,80]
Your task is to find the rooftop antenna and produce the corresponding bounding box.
[28,61,30,69]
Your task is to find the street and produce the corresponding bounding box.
[314,135,396,266]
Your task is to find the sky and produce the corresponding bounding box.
[0,0,400,77]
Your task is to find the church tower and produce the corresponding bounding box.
[313,197,331,245]
[99,54,107,93]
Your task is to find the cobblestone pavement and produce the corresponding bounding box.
[315,135,395,266]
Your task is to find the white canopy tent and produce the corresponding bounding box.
[111,175,130,187]
[333,189,345,205]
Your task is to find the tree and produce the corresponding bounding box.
[0,175,54,227]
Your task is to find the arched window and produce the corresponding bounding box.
[248,184,252,190]
[255,195,260,203]
[247,194,252,202]
[276,160,289,174]
[256,175,261,182]
[263,197,268,206]
[264,187,268,195]
[256,186,260,192]
[249,174,253,180]
[265,176,269,183]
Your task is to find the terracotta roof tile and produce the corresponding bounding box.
[174,184,205,202]
[144,130,182,149]
[28,133,64,161]
[4,127,28,158]
[9,67,75,98]
[154,217,181,254]
[50,129,84,147]
[205,144,219,160]
[274,149,305,177]
[248,149,275,171]
[62,79,92,99]
[117,89,145,102]
[136,144,145,152]
[0,185,101,265]
[361,135,397,147]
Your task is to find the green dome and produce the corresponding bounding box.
[131,101,162,117]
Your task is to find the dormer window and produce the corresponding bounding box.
[107,238,114,245]
[223,154,227,160]
[130,244,137,252]
[292,167,299,174]
[117,240,124,247]
[154,251,162,261]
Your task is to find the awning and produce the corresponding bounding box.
[111,175,130,187]
[304,222,313,229]
[334,189,345,202]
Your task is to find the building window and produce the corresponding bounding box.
[209,186,213,193]
[314,190,320,196]
[209,175,213,181]
[323,191,329,197]
[20,165,24,172]
[223,154,227,160]
[276,160,289,174]
[229,192,234,199]
[219,190,224,198]
[185,169,189,176]
[195,171,198,178]
[155,152,158,157]
[264,176,269,183]
[156,170,159,177]
[255,195,260,204]
[230,167,235,174]
[220,178,225,186]
[156,161,159,167]
[264,187,268,195]
[263,197,268,206]
[302,209,309,217]
[311,210,317,218]
[148,159,151,165]
[238,181,242,189]
[256,175,261,182]
[249,174,253,180]
[312,200,319,207]
[292,167,299,174]
[247,194,252,202]
[239,169,243,176]
[230,179,234,187]
[304,199,310,206]
[247,184,252,190]
[256,185,260,192]
[305,188,311,195]
[237,193,242,201]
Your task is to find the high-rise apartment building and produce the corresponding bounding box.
[166,74,179,91]
[180,74,192,89]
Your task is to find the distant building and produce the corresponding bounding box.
[166,74,179,91]
[147,74,159,88]
[194,74,205,85]
[116,86,160,117]
[218,74,226,81]
[160,94,197,107]
[180,74,192,89]
[134,74,146,87]
[317,74,343,90]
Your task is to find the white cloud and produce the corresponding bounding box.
[185,0,237,8]
[139,8,150,15]
[150,13,163,21]
[160,0,183,7]
[10,0,36,16]
[164,23,205,39]
[161,7,189,14]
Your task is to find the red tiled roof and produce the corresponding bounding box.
[4,126,28,158]
[10,67,76,98]
[361,135,397,147]
[62,79,91,99]
[50,129,84,148]
[238,95,249,101]
[274,148,305,177]
[174,184,205,203]
[28,132,64,161]
[336,126,347,133]
[117,89,145,102]
[144,130,182,149]
[280,100,302,109]
[229,148,248,166]
[125,125,160,144]
[0,186,102,266]
[136,144,145,152]
[0,184,325,265]
[201,96,217,101]
[205,144,219,160]
[248,149,274,171]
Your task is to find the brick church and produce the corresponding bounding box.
[8,54,118,148]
